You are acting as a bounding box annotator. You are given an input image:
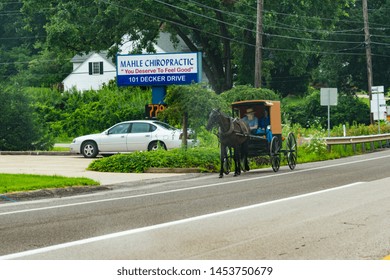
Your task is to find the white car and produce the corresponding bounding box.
[70,120,197,158]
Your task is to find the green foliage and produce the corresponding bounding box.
[301,126,328,156]
[331,122,390,137]
[159,83,223,133]
[220,85,280,104]
[0,85,53,151]
[282,88,370,128]
[196,126,220,148]
[88,147,221,173]
[19,0,383,97]
[27,86,151,138]
[11,49,72,88]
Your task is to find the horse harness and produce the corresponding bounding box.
[219,117,250,138]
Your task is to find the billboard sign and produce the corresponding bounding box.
[117,52,201,87]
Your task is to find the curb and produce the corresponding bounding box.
[145,167,201,173]
[0,186,112,203]
[0,151,73,156]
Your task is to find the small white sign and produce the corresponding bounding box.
[371,93,386,120]
[371,85,384,93]
[320,88,338,106]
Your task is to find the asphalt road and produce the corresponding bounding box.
[1,150,390,259]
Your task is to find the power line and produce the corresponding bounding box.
[2,0,388,45]
[95,0,388,58]
[1,0,387,64]
[150,0,390,48]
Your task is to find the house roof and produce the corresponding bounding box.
[70,32,190,64]
[70,51,115,67]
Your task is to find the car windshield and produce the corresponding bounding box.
[152,121,178,131]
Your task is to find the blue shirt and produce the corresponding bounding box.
[259,116,270,129]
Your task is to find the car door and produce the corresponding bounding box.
[126,122,154,151]
[98,123,131,152]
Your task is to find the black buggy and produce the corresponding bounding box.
[223,100,298,173]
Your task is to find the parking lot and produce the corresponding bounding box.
[0,155,182,185]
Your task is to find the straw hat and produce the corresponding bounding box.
[246,108,255,114]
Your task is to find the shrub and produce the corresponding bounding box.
[0,85,53,150]
[221,85,280,104]
[28,86,151,139]
[87,147,221,173]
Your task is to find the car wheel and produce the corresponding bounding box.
[148,141,167,151]
[81,141,98,158]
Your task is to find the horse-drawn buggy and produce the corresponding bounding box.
[207,100,297,178]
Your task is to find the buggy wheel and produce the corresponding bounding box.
[270,136,280,172]
[286,132,297,170]
[223,147,232,175]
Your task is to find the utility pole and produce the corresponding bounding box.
[254,0,263,88]
[362,0,374,124]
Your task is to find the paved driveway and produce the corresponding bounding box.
[0,155,181,185]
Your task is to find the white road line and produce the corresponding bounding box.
[0,182,364,260]
[0,154,389,216]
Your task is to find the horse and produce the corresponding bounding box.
[206,109,250,178]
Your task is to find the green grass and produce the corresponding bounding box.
[50,146,70,152]
[0,174,99,194]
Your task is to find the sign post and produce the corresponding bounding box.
[320,88,338,137]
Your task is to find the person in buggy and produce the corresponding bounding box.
[255,109,273,142]
[241,108,258,134]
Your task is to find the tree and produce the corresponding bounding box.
[19,0,360,96]
[14,0,388,97]
[312,0,390,93]
[0,85,53,150]
[21,0,239,93]
[220,85,280,104]
[0,0,33,79]
[159,83,222,146]
[282,88,370,128]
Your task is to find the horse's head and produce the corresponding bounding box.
[206,109,221,131]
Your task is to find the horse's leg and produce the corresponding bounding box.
[219,144,225,178]
[242,141,250,171]
[233,146,241,176]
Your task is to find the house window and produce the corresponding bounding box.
[89,62,104,75]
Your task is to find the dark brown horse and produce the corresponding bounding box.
[206,109,250,178]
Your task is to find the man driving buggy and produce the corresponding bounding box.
[241,108,258,134]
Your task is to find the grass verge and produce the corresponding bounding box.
[0,173,99,194]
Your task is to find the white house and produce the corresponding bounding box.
[62,32,195,91]
[62,52,116,91]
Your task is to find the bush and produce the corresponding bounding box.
[282,89,370,128]
[27,86,151,139]
[87,147,221,173]
[221,85,280,104]
[0,85,53,150]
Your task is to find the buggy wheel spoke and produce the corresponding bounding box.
[286,132,297,170]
